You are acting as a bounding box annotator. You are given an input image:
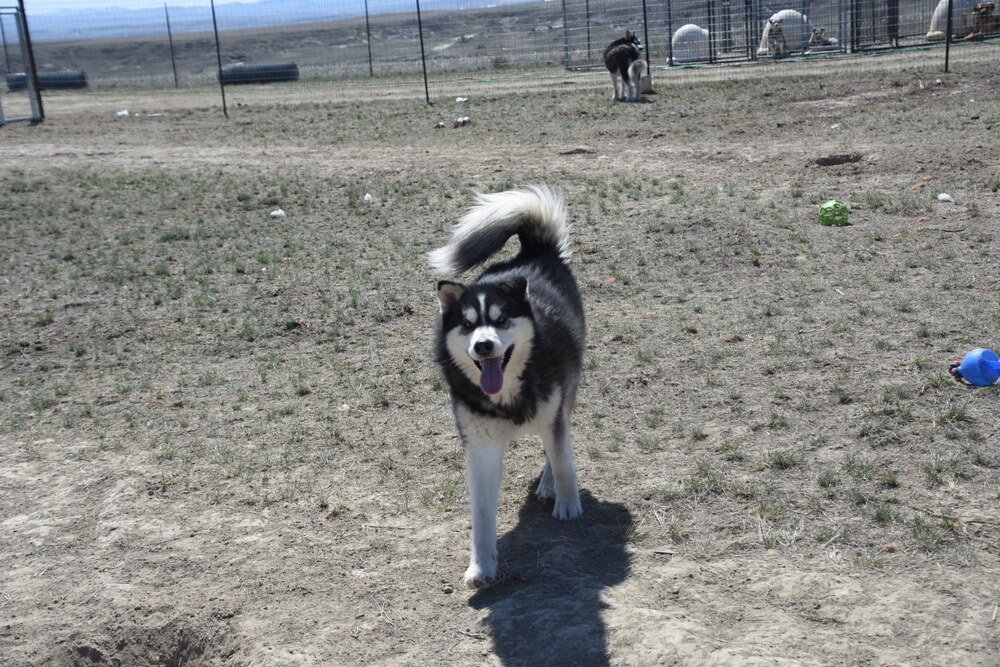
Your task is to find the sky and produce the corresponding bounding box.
[23,1,247,15]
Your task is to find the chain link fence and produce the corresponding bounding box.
[2,0,998,112]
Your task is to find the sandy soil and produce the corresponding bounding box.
[1,55,999,666]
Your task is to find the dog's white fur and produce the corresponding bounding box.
[442,307,534,407]
[428,188,572,273]
[458,388,581,587]
[626,60,647,101]
[609,62,642,102]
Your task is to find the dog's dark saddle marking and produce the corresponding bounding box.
[603,31,642,82]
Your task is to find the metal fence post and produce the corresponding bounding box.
[641,0,651,64]
[667,0,674,66]
[944,0,953,71]
[838,0,848,54]
[364,0,374,77]
[210,0,227,118]
[164,3,178,88]
[887,0,899,46]
[415,0,431,104]
[708,0,716,63]
[15,0,42,122]
[722,0,732,53]
[849,0,858,52]
[561,0,570,68]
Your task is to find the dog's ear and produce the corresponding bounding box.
[497,277,528,300]
[626,30,633,39]
[437,281,465,312]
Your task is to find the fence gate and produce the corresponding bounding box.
[0,3,43,126]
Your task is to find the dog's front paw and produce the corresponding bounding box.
[552,492,582,520]
[535,477,555,500]
[463,562,496,590]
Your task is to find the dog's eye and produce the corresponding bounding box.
[494,316,507,326]
[462,320,474,329]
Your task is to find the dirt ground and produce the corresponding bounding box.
[2,53,999,666]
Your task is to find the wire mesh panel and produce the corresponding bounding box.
[209,0,579,78]
[851,0,894,47]
[12,0,1000,111]
[214,1,416,79]
[563,0,649,68]
[806,0,850,50]
[28,5,224,89]
[667,0,759,64]
[419,3,570,71]
[898,0,958,43]
[0,10,23,81]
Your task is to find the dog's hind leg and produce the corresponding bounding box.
[617,69,629,101]
[535,402,582,521]
[464,437,504,589]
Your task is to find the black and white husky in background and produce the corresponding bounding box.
[603,30,644,101]
[429,185,585,589]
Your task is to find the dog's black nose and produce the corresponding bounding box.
[474,340,494,356]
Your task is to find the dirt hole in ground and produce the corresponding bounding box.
[814,152,864,166]
[69,617,238,666]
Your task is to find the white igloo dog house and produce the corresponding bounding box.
[671,24,710,63]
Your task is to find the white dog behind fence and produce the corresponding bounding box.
[926,0,981,39]
[756,10,813,57]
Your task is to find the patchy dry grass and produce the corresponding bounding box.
[1,64,999,665]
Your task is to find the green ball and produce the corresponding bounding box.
[818,200,849,226]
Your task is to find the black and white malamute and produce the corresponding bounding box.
[603,30,644,101]
[429,185,585,589]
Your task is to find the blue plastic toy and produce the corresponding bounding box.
[948,348,1000,386]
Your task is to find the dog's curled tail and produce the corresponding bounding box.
[428,184,571,275]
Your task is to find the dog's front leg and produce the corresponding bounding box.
[464,438,504,589]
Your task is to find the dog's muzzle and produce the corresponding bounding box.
[472,344,514,371]
[473,345,514,395]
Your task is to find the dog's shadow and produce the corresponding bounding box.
[469,485,632,666]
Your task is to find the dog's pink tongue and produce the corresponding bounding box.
[479,357,504,395]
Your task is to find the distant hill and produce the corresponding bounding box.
[24,0,541,42]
